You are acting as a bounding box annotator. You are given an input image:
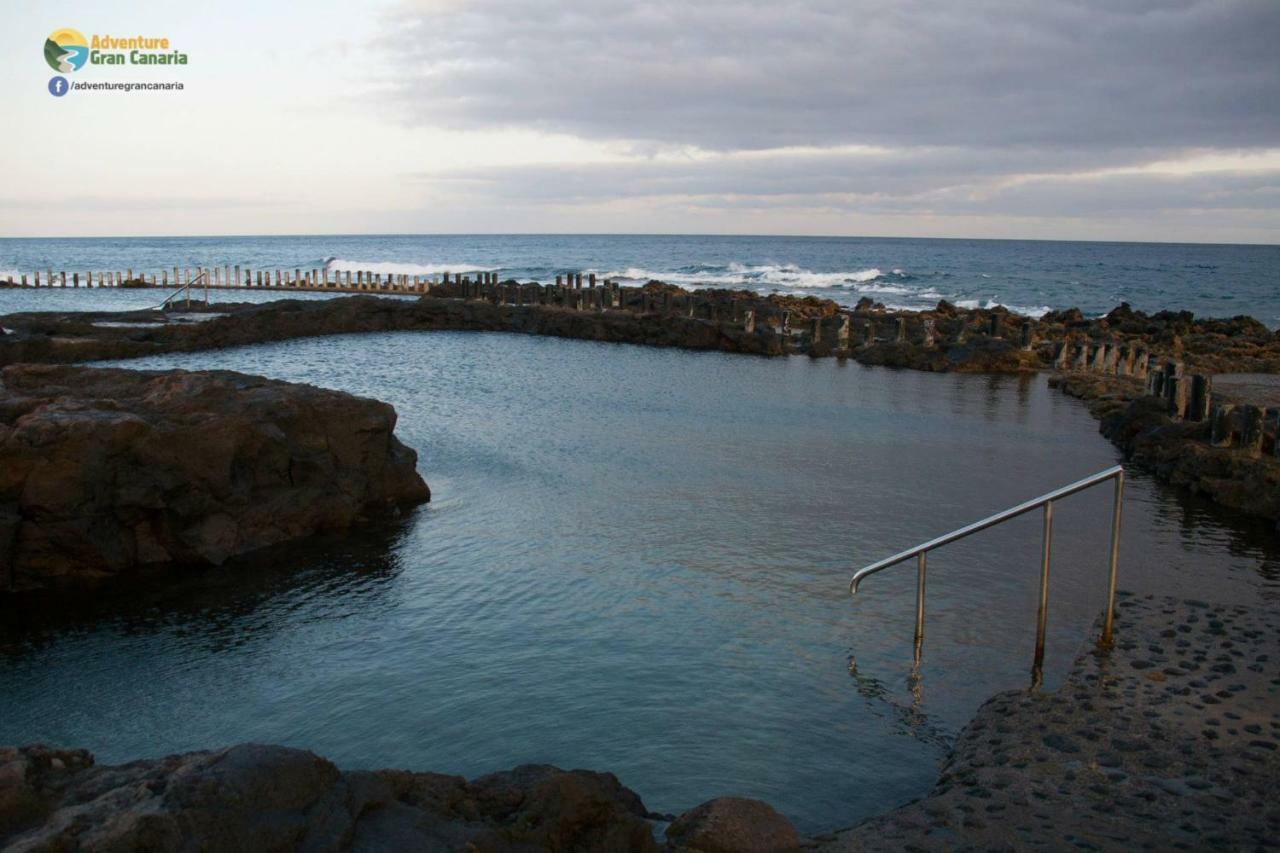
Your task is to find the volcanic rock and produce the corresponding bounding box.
[0,365,429,591]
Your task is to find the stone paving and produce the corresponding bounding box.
[814,593,1280,851]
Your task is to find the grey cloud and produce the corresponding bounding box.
[414,152,1280,220]
[387,0,1280,153]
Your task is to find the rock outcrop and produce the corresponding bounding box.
[666,797,802,852]
[1050,373,1280,524]
[0,744,661,852]
[0,365,430,591]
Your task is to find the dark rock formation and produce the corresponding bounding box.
[1051,373,1280,524]
[0,295,787,367]
[2,289,1276,376]
[0,744,661,852]
[666,797,802,852]
[0,365,429,592]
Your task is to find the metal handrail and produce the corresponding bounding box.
[849,465,1124,685]
[154,270,209,311]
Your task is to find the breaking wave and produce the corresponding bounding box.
[600,262,890,290]
[954,298,1052,319]
[597,263,950,307]
[323,258,498,276]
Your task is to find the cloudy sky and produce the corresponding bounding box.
[2,0,1278,241]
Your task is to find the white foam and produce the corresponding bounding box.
[600,263,888,290]
[954,298,1051,318]
[324,258,497,276]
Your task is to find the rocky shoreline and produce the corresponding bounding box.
[0,744,800,852]
[0,365,429,592]
[1050,372,1280,524]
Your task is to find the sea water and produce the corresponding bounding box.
[1,234,1278,326]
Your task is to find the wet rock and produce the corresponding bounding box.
[0,364,430,592]
[0,744,660,852]
[667,797,802,852]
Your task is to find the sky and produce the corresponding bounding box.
[1,0,1278,242]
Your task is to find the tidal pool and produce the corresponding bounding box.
[2,330,1276,833]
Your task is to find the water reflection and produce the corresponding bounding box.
[1,519,414,658]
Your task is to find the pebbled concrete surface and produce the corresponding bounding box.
[815,593,1280,851]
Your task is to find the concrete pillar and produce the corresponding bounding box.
[443,272,451,284]
[1166,375,1188,420]
[1091,344,1108,372]
[895,317,907,343]
[1188,374,1212,422]
[1072,345,1089,371]
[1020,321,1033,351]
[834,314,850,349]
[72,272,79,287]
[1054,342,1072,370]
[863,320,876,348]
[811,316,822,344]
[1133,350,1149,380]
[1103,345,1119,374]
[234,265,241,287]
[1240,405,1265,456]
[743,309,756,334]
[184,267,190,284]
[922,318,936,349]
[589,273,597,287]
[988,314,1001,338]
[1210,404,1235,447]
[60,272,67,287]
[1149,368,1166,397]
[575,273,583,289]
[556,275,563,287]
[1268,408,1280,459]
[781,311,792,335]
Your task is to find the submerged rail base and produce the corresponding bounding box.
[849,466,1125,686]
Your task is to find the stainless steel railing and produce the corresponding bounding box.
[849,465,1124,685]
[155,270,209,310]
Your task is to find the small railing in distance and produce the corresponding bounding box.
[848,465,1124,686]
[154,270,209,311]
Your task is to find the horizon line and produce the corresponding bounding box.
[2,231,1277,249]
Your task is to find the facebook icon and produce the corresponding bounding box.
[48,76,69,97]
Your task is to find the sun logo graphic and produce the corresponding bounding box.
[44,28,89,73]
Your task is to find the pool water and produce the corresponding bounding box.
[2,330,1276,833]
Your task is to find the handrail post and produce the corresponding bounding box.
[913,552,926,666]
[1032,501,1053,687]
[1100,470,1125,647]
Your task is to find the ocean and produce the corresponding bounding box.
[1,234,1278,326]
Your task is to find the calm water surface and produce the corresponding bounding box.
[2,330,1277,833]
